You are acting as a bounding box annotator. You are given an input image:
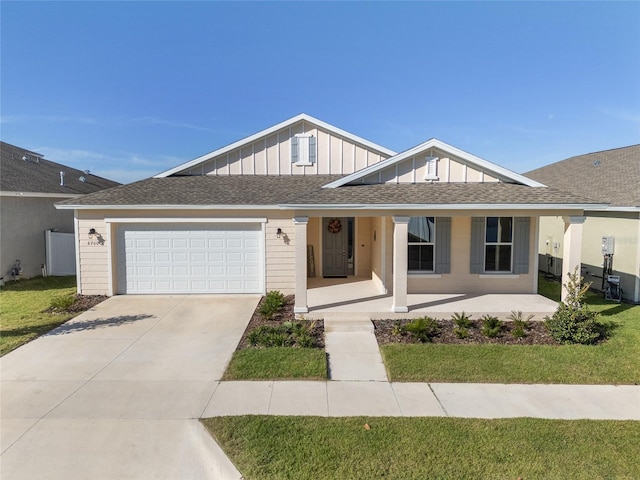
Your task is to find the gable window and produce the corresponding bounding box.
[408,216,435,271]
[484,217,512,272]
[291,134,316,166]
[425,156,439,180]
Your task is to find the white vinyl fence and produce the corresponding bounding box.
[45,231,76,276]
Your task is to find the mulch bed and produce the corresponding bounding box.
[45,294,109,314]
[373,318,558,346]
[236,294,325,350]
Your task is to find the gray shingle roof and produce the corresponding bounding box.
[524,145,640,207]
[57,174,599,208]
[56,175,342,206]
[1,142,120,194]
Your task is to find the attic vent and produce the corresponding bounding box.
[593,160,601,167]
[79,176,87,183]
[60,171,65,186]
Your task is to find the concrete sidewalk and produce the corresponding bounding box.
[203,380,640,420]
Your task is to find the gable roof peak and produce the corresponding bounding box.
[154,113,396,178]
[322,137,545,188]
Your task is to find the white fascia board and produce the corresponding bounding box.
[105,217,267,223]
[279,203,607,210]
[153,113,396,178]
[322,138,547,189]
[56,204,279,210]
[586,206,640,212]
[1,191,82,198]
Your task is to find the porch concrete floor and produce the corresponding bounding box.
[306,277,558,320]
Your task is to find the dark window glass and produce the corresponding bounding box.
[408,245,434,271]
[485,245,512,271]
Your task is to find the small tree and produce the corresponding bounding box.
[544,267,607,345]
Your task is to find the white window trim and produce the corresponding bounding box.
[484,216,513,273]
[408,216,436,273]
[479,274,520,279]
[408,273,442,278]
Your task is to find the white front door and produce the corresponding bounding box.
[116,224,263,294]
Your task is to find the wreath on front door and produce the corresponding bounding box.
[327,218,342,234]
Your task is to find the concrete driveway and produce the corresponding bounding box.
[1,295,258,480]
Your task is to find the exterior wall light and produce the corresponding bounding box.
[276,228,282,238]
[89,228,97,238]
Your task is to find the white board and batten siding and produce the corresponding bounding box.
[183,120,391,177]
[115,224,264,294]
[363,153,500,185]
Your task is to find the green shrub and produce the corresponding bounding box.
[391,320,405,336]
[454,326,469,339]
[481,315,503,338]
[452,311,472,329]
[544,268,608,345]
[246,321,315,348]
[507,311,533,338]
[405,317,440,343]
[259,290,286,320]
[50,294,75,310]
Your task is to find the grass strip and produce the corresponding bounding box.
[0,276,77,355]
[204,416,640,480]
[223,347,327,380]
[381,277,640,384]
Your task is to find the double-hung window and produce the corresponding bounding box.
[408,216,435,272]
[484,217,513,272]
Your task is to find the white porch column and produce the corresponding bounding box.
[293,216,309,314]
[561,215,586,302]
[392,216,410,313]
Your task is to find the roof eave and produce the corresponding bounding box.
[55,204,281,210]
[278,203,606,210]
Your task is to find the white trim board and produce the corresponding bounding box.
[104,217,267,223]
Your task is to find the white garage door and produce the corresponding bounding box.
[116,224,263,294]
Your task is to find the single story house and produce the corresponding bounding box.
[526,145,640,303]
[56,114,603,312]
[1,142,120,279]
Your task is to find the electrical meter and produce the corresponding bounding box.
[601,236,615,255]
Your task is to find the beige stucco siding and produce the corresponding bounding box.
[356,217,372,277]
[537,214,640,303]
[189,119,389,177]
[1,196,75,278]
[407,216,537,294]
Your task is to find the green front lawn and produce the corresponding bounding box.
[380,277,640,384]
[223,347,327,380]
[0,276,77,355]
[204,416,640,480]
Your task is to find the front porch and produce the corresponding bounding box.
[290,214,582,315]
[304,277,558,321]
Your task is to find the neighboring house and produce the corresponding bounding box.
[56,114,602,312]
[526,145,640,304]
[0,142,120,279]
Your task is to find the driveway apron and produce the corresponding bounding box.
[1,294,258,480]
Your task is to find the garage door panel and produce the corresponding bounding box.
[117,224,264,294]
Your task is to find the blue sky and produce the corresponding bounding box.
[2,1,639,184]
